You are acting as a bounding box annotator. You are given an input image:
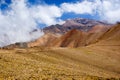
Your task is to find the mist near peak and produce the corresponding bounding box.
[0,0,44,47]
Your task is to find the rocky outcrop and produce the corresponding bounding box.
[1,42,28,49]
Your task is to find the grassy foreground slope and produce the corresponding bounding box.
[0,47,120,80]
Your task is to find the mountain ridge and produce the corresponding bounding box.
[43,18,110,34]
[2,18,113,48]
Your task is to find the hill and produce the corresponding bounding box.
[49,25,111,47]
[28,33,60,47]
[94,23,120,46]
[50,29,87,47]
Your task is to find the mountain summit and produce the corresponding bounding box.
[43,18,110,34]
[28,18,111,47]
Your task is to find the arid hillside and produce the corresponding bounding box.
[48,25,111,47]
[94,23,120,45]
[28,33,61,47]
[25,18,111,48]
[50,29,87,47]
[28,25,111,48]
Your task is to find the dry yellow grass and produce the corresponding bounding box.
[0,46,119,80]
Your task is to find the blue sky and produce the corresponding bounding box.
[0,0,81,7]
[28,0,80,5]
[0,0,120,27]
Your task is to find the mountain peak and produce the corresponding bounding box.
[43,18,110,34]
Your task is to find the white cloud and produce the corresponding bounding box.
[99,0,120,23]
[0,0,65,47]
[60,0,120,23]
[30,5,63,25]
[61,1,95,14]
[0,0,44,47]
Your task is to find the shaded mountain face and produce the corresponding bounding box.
[43,18,110,34]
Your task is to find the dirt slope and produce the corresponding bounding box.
[50,29,87,47]
[28,33,61,47]
[50,25,110,47]
[95,24,120,45]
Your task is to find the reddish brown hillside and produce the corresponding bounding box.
[50,25,110,48]
[95,24,120,45]
[28,33,61,47]
[51,29,87,47]
[27,24,110,48]
[86,25,111,45]
[99,24,120,40]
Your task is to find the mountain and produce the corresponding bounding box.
[49,29,87,47]
[49,25,111,47]
[4,22,119,48]
[43,18,110,34]
[93,23,120,46]
[28,33,60,47]
[3,18,113,49]
[85,25,111,45]
[28,18,111,47]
